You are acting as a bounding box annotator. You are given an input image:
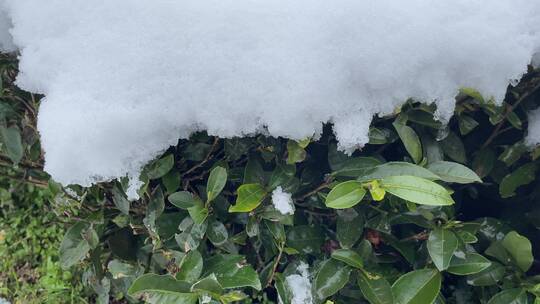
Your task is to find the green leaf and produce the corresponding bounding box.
[331,249,364,268]
[176,250,203,283]
[325,181,366,209]
[427,228,459,271]
[313,259,352,301]
[269,164,296,189]
[393,121,423,164]
[391,269,441,304]
[440,131,467,163]
[207,166,227,202]
[229,183,267,213]
[447,252,492,275]
[460,87,485,103]
[127,274,197,304]
[499,163,537,198]
[336,209,364,248]
[287,140,306,164]
[498,141,527,166]
[207,220,229,246]
[146,154,174,179]
[357,272,394,304]
[168,191,198,209]
[332,157,382,178]
[187,203,209,225]
[487,288,527,304]
[0,126,23,164]
[501,231,533,272]
[427,161,482,184]
[59,222,91,269]
[203,255,261,290]
[380,176,454,206]
[162,170,181,194]
[466,262,505,286]
[457,114,479,135]
[358,162,440,182]
[473,148,496,178]
[369,127,394,145]
[286,225,325,255]
[112,184,130,215]
[191,274,224,296]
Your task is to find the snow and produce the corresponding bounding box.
[0,2,15,52]
[272,187,295,215]
[533,51,540,69]
[1,1,539,193]
[526,109,540,147]
[284,262,313,304]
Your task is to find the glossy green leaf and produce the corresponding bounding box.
[331,249,364,268]
[287,140,306,164]
[336,209,364,248]
[458,114,479,135]
[146,154,174,179]
[393,121,423,164]
[325,181,366,209]
[440,131,466,163]
[168,191,198,209]
[427,161,482,184]
[191,274,224,296]
[359,162,440,182]
[208,220,228,246]
[380,176,454,206]
[357,272,394,304]
[59,222,91,269]
[427,228,459,271]
[472,148,496,178]
[466,262,505,286]
[176,250,203,283]
[0,126,23,164]
[447,252,491,275]
[313,259,351,301]
[487,288,527,304]
[203,255,262,290]
[501,231,533,272]
[332,157,382,178]
[499,163,537,198]
[127,274,197,304]
[391,269,441,304]
[229,183,267,213]
[207,166,227,202]
[286,225,324,255]
[187,203,209,225]
[112,184,130,215]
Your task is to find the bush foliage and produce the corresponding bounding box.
[2,54,540,304]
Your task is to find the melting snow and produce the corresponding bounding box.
[272,187,295,215]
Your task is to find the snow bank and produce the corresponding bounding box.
[0,3,14,52]
[272,187,295,215]
[1,1,540,192]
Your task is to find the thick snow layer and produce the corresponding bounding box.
[272,187,295,215]
[1,1,540,191]
[284,262,313,304]
[0,3,14,52]
[526,109,540,147]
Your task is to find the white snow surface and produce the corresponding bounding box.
[526,109,540,147]
[284,262,313,304]
[1,1,540,191]
[0,3,14,52]
[272,187,295,215]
